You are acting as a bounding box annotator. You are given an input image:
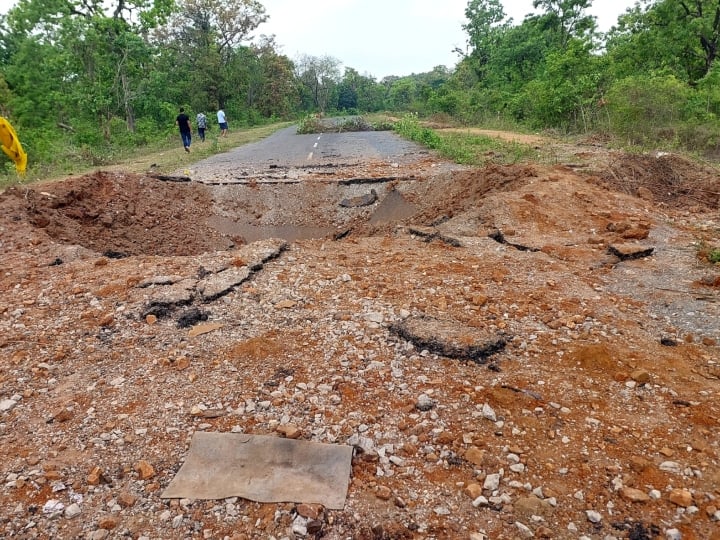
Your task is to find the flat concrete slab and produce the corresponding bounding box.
[161,433,353,509]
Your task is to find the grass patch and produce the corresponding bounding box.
[696,240,720,264]
[0,122,290,190]
[394,113,538,165]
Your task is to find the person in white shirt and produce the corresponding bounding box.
[217,109,228,137]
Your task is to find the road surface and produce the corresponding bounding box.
[181,126,434,185]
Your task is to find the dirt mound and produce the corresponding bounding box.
[1,171,230,257]
[600,152,720,210]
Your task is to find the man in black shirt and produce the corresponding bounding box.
[176,108,192,152]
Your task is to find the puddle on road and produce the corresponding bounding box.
[209,187,418,243]
[208,215,335,243]
[369,189,417,224]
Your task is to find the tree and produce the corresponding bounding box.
[461,0,509,80]
[607,0,720,84]
[531,0,597,47]
[154,0,268,111]
[3,0,171,138]
[295,54,341,113]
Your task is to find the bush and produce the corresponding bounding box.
[606,74,691,145]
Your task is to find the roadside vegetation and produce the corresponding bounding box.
[2,0,720,182]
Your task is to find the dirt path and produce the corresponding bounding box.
[0,133,719,539]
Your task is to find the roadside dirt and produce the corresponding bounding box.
[0,136,719,540]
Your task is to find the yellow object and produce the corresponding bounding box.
[0,117,27,175]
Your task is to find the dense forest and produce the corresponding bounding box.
[2,0,720,177]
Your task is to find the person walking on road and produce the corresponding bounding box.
[176,108,192,152]
[196,111,207,142]
[217,108,228,137]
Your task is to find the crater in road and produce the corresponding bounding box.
[6,128,471,257]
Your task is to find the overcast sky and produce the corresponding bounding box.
[258,0,638,78]
[0,0,638,79]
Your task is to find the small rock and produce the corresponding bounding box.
[465,483,483,499]
[630,369,651,384]
[135,460,155,480]
[276,424,301,439]
[586,510,602,523]
[472,496,489,508]
[659,461,682,474]
[464,446,486,467]
[665,529,682,540]
[620,487,650,502]
[536,526,554,539]
[98,515,120,530]
[376,486,392,500]
[481,403,497,422]
[515,521,534,539]
[118,492,137,508]
[483,473,501,491]
[0,399,18,412]
[87,466,104,486]
[296,503,323,520]
[416,394,435,411]
[64,503,81,519]
[514,496,554,519]
[668,488,693,507]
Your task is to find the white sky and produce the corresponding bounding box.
[258,0,638,78]
[0,0,638,79]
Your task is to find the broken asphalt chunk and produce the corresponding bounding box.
[488,229,540,252]
[389,315,506,364]
[339,189,378,208]
[405,226,462,247]
[177,308,209,328]
[143,278,197,308]
[197,266,251,302]
[608,243,655,261]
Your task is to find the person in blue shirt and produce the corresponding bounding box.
[196,112,207,142]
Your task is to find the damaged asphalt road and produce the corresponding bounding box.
[0,130,719,539]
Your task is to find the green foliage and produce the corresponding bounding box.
[519,39,607,131]
[606,0,720,85]
[295,115,324,135]
[296,115,386,134]
[394,113,442,147]
[393,114,536,165]
[605,74,692,145]
[710,250,720,264]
